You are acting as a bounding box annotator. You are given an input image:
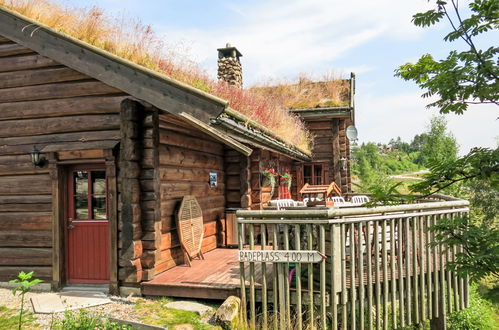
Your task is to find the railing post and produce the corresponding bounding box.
[277,262,287,330]
[238,217,247,327]
[249,223,256,328]
[261,224,268,330]
[330,222,341,329]
[430,302,447,330]
[319,225,327,329]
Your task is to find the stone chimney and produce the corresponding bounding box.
[217,43,243,88]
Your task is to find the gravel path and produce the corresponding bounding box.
[0,287,144,328]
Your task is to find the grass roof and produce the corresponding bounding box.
[249,74,351,110]
[0,0,312,152]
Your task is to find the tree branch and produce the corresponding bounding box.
[417,173,478,198]
[449,0,499,80]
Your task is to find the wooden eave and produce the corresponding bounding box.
[213,116,312,162]
[290,106,352,120]
[177,112,253,156]
[0,6,228,123]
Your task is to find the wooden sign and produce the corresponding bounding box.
[238,250,326,263]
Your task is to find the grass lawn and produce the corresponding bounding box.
[477,277,499,327]
[134,298,221,330]
[0,306,39,330]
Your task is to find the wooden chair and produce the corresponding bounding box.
[176,195,205,267]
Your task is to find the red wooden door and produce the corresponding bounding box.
[66,165,110,284]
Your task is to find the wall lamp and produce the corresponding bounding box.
[339,157,347,172]
[29,146,46,167]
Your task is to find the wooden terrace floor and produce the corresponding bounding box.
[142,248,245,300]
[141,247,449,301]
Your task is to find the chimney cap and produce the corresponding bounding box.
[217,43,243,58]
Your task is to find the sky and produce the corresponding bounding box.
[61,0,498,154]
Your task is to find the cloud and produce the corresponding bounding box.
[155,0,435,83]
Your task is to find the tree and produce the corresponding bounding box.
[388,136,411,153]
[396,0,499,281]
[413,148,499,281]
[395,0,498,114]
[409,133,427,153]
[419,116,458,166]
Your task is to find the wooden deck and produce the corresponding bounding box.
[141,247,450,301]
[142,248,243,300]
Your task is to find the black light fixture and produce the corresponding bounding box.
[29,146,46,167]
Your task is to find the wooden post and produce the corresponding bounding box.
[430,307,447,330]
[240,155,251,209]
[249,149,261,210]
[105,149,119,295]
[49,152,64,291]
[118,99,144,289]
[338,119,348,194]
[332,119,341,188]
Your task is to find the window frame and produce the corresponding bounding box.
[68,165,108,221]
[300,162,326,187]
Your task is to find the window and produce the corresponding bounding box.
[72,170,107,220]
[303,163,324,185]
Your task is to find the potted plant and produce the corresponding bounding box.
[280,169,293,191]
[261,168,279,197]
[279,169,293,199]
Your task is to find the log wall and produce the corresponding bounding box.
[0,35,126,282]
[248,149,297,209]
[154,114,227,276]
[304,118,352,194]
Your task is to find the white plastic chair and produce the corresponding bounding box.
[352,195,370,205]
[276,199,295,210]
[331,196,352,207]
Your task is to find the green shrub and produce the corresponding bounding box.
[0,306,37,330]
[55,310,132,330]
[448,285,497,330]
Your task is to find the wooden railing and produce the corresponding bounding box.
[237,197,470,329]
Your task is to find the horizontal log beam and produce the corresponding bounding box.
[0,130,120,155]
[159,144,224,170]
[0,95,125,121]
[0,266,51,281]
[0,203,51,212]
[159,129,224,156]
[306,120,333,130]
[159,166,224,183]
[0,80,121,103]
[160,181,225,201]
[0,42,32,57]
[0,54,59,72]
[0,66,88,89]
[0,195,51,204]
[0,174,51,194]
[0,114,119,138]
[0,231,51,247]
[0,248,51,265]
[0,212,51,230]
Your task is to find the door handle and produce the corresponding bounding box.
[68,224,75,230]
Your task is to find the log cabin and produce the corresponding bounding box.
[0,5,354,296]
